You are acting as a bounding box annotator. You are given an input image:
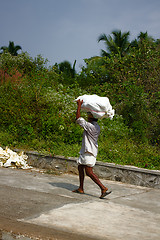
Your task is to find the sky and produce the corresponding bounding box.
[1,0,160,72]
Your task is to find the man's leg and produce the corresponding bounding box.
[85,166,111,198]
[72,164,85,193]
[85,166,106,190]
[78,164,85,192]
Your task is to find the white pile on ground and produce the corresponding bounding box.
[75,94,115,119]
[0,147,31,169]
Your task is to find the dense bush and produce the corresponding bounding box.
[0,44,159,170]
[77,40,160,144]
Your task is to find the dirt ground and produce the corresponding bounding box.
[0,167,160,240]
[0,169,98,240]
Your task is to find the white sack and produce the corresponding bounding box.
[75,94,115,119]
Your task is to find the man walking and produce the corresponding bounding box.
[73,99,112,199]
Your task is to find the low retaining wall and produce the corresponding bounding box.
[25,150,160,189]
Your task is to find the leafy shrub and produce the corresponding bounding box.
[0,50,159,170]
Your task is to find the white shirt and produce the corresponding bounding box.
[76,117,100,157]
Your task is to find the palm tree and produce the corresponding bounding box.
[138,31,154,42]
[130,31,154,48]
[1,41,22,56]
[98,30,130,57]
[58,60,76,78]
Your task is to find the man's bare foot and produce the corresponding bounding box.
[72,188,84,194]
[100,187,112,199]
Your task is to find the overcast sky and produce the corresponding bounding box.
[1,0,160,71]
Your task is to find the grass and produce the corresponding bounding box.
[98,138,160,170]
[0,131,159,171]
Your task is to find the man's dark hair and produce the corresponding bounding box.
[91,118,98,122]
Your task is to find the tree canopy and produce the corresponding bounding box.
[1,41,22,56]
[0,30,159,170]
[98,30,130,57]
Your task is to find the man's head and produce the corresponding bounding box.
[87,112,98,122]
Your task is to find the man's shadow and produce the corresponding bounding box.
[49,182,77,191]
[49,182,98,198]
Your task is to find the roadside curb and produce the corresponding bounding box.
[22,149,160,189]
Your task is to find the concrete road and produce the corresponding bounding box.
[0,167,159,240]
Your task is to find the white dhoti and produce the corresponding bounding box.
[77,152,96,167]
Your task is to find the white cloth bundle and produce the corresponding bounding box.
[0,147,31,169]
[75,94,115,119]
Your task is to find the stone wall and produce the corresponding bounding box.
[25,150,160,189]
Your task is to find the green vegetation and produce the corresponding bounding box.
[0,33,160,170]
[1,41,22,56]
